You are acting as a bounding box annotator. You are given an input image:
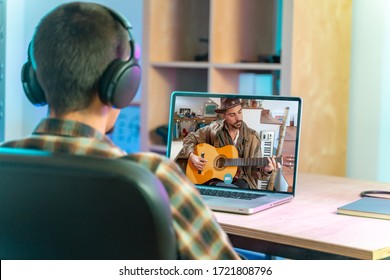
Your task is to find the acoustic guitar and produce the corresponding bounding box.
[185,143,286,184]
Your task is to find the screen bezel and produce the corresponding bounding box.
[167,91,302,196]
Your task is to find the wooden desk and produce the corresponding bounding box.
[214,173,390,260]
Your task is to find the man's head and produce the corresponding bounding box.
[215,98,243,130]
[23,2,140,117]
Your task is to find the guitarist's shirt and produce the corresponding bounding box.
[0,118,240,260]
[182,119,271,189]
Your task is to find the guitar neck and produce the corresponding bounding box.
[225,157,282,167]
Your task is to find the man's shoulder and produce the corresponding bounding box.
[1,135,127,158]
[210,119,224,129]
[192,119,223,135]
[241,125,261,145]
[242,122,260,137]
[0,138,31,148]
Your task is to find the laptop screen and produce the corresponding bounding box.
[167,91,302,195]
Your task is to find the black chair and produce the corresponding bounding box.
[0,148,176,260]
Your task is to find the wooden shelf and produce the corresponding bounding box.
[141,0,293,150]
[151,61,209,69]
[151,62,282,71]
[212,63,282,71]
[173,115,216,141]
[174,116,216,122]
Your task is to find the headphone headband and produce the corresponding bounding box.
[104,6,136,60]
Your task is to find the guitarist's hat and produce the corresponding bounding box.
[214,98,243,114]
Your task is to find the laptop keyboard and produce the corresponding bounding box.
[199,188,266,200]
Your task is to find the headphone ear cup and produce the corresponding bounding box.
[21,61,47,106]
[99,59,141,109]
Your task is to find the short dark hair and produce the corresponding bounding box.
[32,2,128,116]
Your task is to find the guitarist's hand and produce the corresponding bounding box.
[263,156,281,174]
[190,152,208,171]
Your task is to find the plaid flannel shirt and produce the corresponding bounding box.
[0,118,240,260]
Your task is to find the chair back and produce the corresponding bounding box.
[0,148,176,259]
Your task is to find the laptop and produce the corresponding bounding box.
[166,91,302,214]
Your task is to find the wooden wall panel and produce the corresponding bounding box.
[291,0,352,176]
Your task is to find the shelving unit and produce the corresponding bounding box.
[0,0,5,142]
[141,0,293,152]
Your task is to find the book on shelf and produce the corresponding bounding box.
[238,73,255,95]
[238,73,273,95]
[254,73,273,95]
[337,197,390,220]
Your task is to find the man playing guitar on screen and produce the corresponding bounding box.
[182,98,279,189]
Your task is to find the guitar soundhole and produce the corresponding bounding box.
[215,157,226,170]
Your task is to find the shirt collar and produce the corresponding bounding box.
[32,118,109,142]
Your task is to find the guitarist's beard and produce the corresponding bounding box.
[229,121,242,130]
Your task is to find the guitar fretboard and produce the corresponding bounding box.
[224,157,282,167]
